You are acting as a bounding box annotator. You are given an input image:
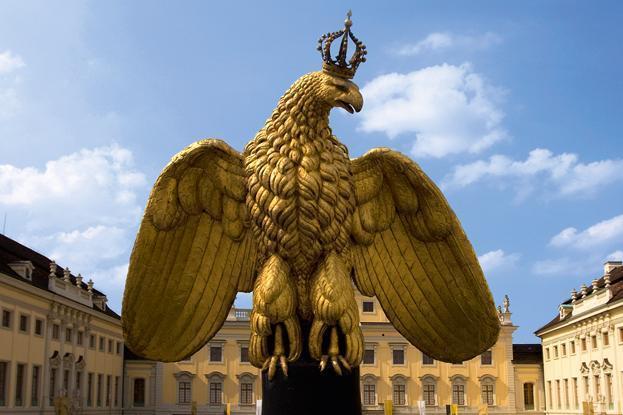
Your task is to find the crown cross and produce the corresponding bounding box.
[317,10,367,79]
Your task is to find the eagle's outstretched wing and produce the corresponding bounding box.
[122,139,258,362]
[350,148,499,363]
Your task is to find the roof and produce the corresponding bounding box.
[0,233,120,319]
[512,344,542,364]
[535,265,623,334]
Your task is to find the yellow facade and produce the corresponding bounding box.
[0,235,124,414]
[536,262,623,415]
[125,292,544,415]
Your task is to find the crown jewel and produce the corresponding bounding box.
[317,10,367,79]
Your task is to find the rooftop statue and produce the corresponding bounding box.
[122,12,500,381]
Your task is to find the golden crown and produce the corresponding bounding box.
[317,10,367,79]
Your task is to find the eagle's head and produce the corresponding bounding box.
[286,71,363,115]
[313,71,363,114]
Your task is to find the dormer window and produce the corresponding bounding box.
[8,261,34,281]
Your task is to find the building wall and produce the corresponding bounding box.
[0,272,124,414]
[537,289,623,415]
[125,293,544,415]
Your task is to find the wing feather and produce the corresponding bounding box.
[122,139,258,362]
[350,148,500,363]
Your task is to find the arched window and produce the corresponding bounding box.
[390,375,408,406]
[206,372,225,406]
[523,382,535,410]
[479,375,496,406]
[173,371,195,405]
[237,372,257,406]
[450,375,467,406]
[361,374,378,406]
[420,375,438,406]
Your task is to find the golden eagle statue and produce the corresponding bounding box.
[122,12,500,379]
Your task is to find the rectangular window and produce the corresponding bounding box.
[602,332,609,346]
[240,382,253,405]
[591,335,597,349]
[133,378,145,407]
[240,346,249,363]
[108,339,113,353]
[556,380,560,409]
[77,331,83,346]
[106,375,111,406]
[561,343,566,356]
[1,310,11,328]
[116,341,121,355]
[424,383,435,406]
[97,374,102,406]
[619,327,623,343]
[75,372,82,402]
[178,381,191,404]
[65,328,72,343]
[547,381,552,410]
[63,369,69,393]
[0,362,6,406]
[570,340,575,354]
[52,324,60,340]
[19,315,29,332]
[362,301,374,312]
[89,334,96,349]
[583,376,589,397]
[564,378,569,408]
[545,347,550,360]
[87,373,93,407]
[594,375,600,399]
[481,383,494,405]
[572,378,578,409]
[581,337,587,351]
[209,345,222,362]
[15,363,25,406]
[523,383,534,410]
[363,384,376,405]
[31,366,40,406]
[553,345,558,358]
[114,376,119,407]
[392,348,405,365]
[99,337,105,352]
[422,354,435,365]
[363,348,375,365]
[393,384,406,406]
[481,350,492,365]
[49,368,57,406]
[452,384,465,406]
[209,382,222,405]
[34,319,43,336]
[605,374,613,409]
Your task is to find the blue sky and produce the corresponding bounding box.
[1,1,622,343]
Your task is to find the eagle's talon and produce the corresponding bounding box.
[261,324,290,380]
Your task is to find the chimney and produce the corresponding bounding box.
[604,260,622,275]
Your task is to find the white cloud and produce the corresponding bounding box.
[549,214,623,249]
[608,250,623,261]
[534,214,623,277]
[359,63,507,158]
[478,249,520,274]
[443,148,623,199]
[0,50,24,74]
[0,145,147,313]
[395,32,502,56]
[0,50,25,120]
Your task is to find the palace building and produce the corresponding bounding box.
[535,261,623,415]
[125,293,545,415]
[0,234,124,414]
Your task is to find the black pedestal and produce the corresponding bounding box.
[261,359,362,415]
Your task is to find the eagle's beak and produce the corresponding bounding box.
[335,85,363,114]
